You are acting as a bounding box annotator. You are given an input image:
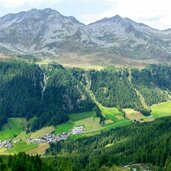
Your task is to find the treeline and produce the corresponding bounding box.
[0,152,54,171]
[46,117,171,170]
[0,61,95,131]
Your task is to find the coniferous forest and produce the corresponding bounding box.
[1,61,171,130]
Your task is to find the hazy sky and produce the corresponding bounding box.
[0,0,171,30]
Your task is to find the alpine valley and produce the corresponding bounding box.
[0,8,171,171]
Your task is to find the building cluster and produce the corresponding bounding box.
[29,132,69,144]
[0,126,85,149]
[29,126,85,144]
[0,139,13,149]
[72,126,84,135]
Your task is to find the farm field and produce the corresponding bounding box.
[151,101,171,118]
[28,143,49,155]
[69,111,94,122]
[55,109,127,136]
[12,131,29,142]
[55,111,101,134]
[99,105,124,121]
[5,142,38,154]
[55,121,74,134]
[124,108,154,122]
[0,118,26,141]
[30,126,55,139]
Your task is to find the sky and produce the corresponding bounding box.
[0,0,171,30]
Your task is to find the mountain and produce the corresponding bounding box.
[0,8,171,65]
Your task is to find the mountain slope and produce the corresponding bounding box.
[0,9,171,65]
[46,117,171,170]
[0,61,95,130]
[89,15,171,62]
[0,8,92,56]
[0,61,171,131]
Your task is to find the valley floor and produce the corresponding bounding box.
[0,100,171,155]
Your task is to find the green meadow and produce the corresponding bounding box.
[5,141,38,154]
[55,111,101,134]
[100,105,122,120]
[0,118,26,141]
[151,101,171,118]
[55,121,74,134]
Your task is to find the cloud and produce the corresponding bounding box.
[1,0,59,9]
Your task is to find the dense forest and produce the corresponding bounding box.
[71,65,171,115]
[0,61,171,130]
[46,117,171,171]
[0,152,54,171]
[0,61,94,130]
[131,65,171,105]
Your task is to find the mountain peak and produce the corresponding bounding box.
[89,15,125,25]
[111,15,122,20]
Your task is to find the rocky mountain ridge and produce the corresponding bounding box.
[0,8,171,65]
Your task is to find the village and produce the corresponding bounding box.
[0,125,85,149]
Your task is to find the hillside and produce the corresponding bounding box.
[0,61,171,132]
[0,61,94,130]
[0,9,171,66]
[1,117,171,170]
[46,117,171,170]
[71,65,171,115]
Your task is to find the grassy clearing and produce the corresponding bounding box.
[75,120,131,138]
[30,126,55,139]
[87,89,124,122]
[124,109,144,120]
[151,101,171,118]
[55,121,74,134]
[37,59,52,65]
[75,116,102,131]
[59,63,104,71]
[55,107,128,136]
[28,143,49,155]
[123,108,154,122]
[135,89,150,110]
[5,142,38,154]
[99,104,124,122]
[105,120,131,128]
[55,111,102,134]
[69,111,95,122]
[0,118,26,140]
[12,131,30,142]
